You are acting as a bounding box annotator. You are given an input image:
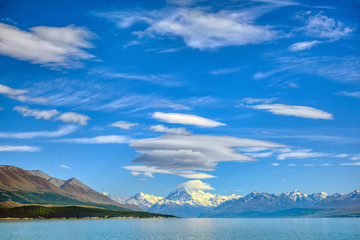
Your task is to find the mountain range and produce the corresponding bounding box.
[0,165,140,211]
[110,185,360,218]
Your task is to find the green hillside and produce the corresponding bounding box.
[0,189,126,210]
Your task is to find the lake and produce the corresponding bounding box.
[0,218,359,240]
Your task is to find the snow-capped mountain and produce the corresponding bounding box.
[110,192,163,210]
[148,186,241,217]
[200,189,360,218]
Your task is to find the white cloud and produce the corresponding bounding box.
[339,162,360,166]
[153,112,226,127]
[150,124,191,135]
[320,163,331,166]
[303,163,314,167]
[124,134,286,178]
[271,163,280,166]
[238,98,277,105]
[103,2,289,50]
[60,164,71,169]
[289,40,321,51]
[13,105,90,126]
[14,106,59,120]
[250,104,334,120]
[338,91,360,98]
[130,171,141,176]
[0,23,95,68]
[0,84,27,95]
[0,83,47,103]
[110,121,139,130]
[123,165,216,179]
[0,125,77,139]
[177,180,214,191]
[278,149,327,160]
[209,67,243,75]
[57,112,90,125]
[246,151,273,158]
[287,163,296,167]
[0,145,40,152]
[93,69,180,87]
[298,11,353,39]
[59,135,129,144]
[350,154,360,161]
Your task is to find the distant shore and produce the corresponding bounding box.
[0,205,178,219]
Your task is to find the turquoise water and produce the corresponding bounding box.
[0,218,359,240]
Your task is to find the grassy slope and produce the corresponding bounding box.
[0,205,177,219]
[0,189,127,211]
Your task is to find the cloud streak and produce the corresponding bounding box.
[109,121,139,130]
[250,104,333,120]
[0,23,95,68]
[59,135,130,144]
[153,112,226,127]
[0,145,40,152]
[14,106,90,125]
[0,84,47,103]
[0,125,78,139]
[150,124,191,135]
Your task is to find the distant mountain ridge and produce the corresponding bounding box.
[0,165,140,211]
[111,185,241,217]
[110,185,360,218]
[200,189,360,218]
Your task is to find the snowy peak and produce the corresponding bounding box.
[155,187,242,208]
[110,192,163,210]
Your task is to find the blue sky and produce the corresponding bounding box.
[0,0,359,197]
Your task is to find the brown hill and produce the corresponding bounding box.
[0,165,141,211]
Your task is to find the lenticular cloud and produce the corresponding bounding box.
[123,134,287,178]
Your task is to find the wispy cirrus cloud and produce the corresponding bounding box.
[277,149,327,160]
[0,125,78,139]
[59,135,130,144]
[14,106,90,125]
[91,69,181,87]
[254,56,360,83]
[13,106,59,120]
[100,0,294,50]
[209,67,244,75]
[339,162,360,166]
[0,84,47,103]
[296,11,353,40]
[0,145,40,152]
[288,40,321,51]
[124,134,286,178]
[338,91,360,98]
[109,121,139,130]
[150,124,191,135]
[0,23,96,68]
[153,112,226,127]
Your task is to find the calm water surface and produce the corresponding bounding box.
[0,218,359,240]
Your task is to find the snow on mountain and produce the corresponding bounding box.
[111,192,163,210]
[148,186,242,217]
[200,189,360,218]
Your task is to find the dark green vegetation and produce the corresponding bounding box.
[199,208,360,218]
[0,205,177,219]
[0,189,126,211]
